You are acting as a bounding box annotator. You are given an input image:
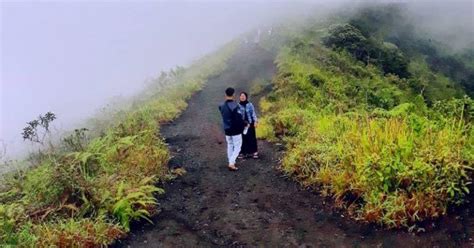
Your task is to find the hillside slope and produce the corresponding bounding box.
[115,44,472,247]
[258,4,473,229]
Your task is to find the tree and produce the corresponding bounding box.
[323,24,410,78]
[323,24,369,61]
[22,112,56,145]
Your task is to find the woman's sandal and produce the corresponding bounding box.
[228,165,238,171]
[252,153,259,159]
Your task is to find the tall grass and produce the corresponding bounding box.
[0,41,237,246]
[279,108,471,227]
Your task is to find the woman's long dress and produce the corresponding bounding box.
[241,120,258,155]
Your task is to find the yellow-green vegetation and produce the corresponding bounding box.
[250,78,271,97]
[0,41,237,246]
[258,5,473,228]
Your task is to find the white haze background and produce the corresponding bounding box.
[1,1,311,159]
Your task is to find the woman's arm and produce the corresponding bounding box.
[250,103,258,124]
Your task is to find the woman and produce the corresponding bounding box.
[238,92,259,159]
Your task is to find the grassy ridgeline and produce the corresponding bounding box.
[0,41,237,246]
[257,7,473,229]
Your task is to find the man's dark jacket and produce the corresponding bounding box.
[219,99,243,136]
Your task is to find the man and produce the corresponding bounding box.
[219,87,245,171]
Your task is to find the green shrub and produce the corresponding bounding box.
[112,178,163,231]
[22,162,65,208]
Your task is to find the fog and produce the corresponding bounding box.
[0,1,313,159]
[406,1,474,51]
[1,0,473,161]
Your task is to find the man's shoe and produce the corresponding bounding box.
[228,164,238,171]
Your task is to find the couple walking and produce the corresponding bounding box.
[218,87,259,171]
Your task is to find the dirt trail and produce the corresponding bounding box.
[114,45,472,247]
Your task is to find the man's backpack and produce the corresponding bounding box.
[226,102,246,134]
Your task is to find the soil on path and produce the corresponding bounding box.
[114,45,473,248]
